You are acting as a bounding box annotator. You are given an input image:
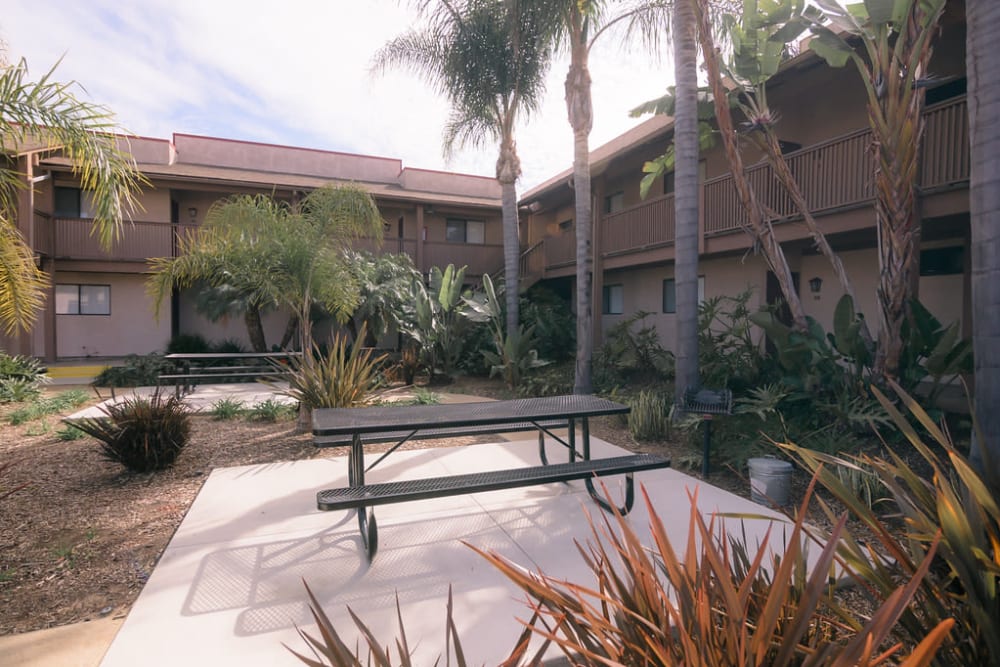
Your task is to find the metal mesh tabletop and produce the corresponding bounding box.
[312,395,629,436]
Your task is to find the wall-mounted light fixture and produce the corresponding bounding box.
[188,207,198,221]
[808,276,823,299]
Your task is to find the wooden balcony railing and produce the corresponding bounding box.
[544,231,576,267]
[586,95,969,263]
[602,193,676,254]
[422,241,504,274]
[53,218,176,261]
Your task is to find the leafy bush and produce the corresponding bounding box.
[593,310,673,389]
[209,398,244,420]
[71,392,191,473]
[166,333,211,354]
[399,264,473,380]
[92,354,171,388]
[56,425,86,441]
[0,377,42,403]
[520,285,575,362]
[627,390,670,441]
[0,353,49,403]
[783,381,1000,667]
[212,338,246,354]
[516,362,574,398]
[284,327,386,409]
[698,288,770,392]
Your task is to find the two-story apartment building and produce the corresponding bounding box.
[3,134,503,361]
[518,6,970,353]
[3,3,971,365]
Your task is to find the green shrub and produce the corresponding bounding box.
[284,327,387,409]
[247,399,294,422]
[71,392,191,473]
[92,354,170,388]
[0,377,42,403]
[212,338,246,354]
[410,387,440,405]
[520,285,575,362]
[593,310,673,388]
[210,398,244,420]
[166,333,211,354]
[627,390,670,441]
[516,362,574,397]
[0,353,49,402]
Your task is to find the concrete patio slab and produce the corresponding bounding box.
[97,438,790,666]
[66,382,296,420]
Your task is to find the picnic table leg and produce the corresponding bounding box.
[348,434,378,561]
[583,416,637,515]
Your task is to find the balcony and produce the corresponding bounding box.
[47,218,178,261]
[422,241,504,275]
[537,96,968,272]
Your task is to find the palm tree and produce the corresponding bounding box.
[673,0,700,396]
[374,0,551,339]
[148,187,383,356]
[1,56,144,336]
[539,0,667,395]
[966,0,1000,479]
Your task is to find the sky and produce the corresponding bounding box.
[2,0,675,192]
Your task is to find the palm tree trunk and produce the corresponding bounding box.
[967,0,1000,480]
[498,139,521,338]
[567,27,594,395]
[244,305,267,352]
[694,0,807,331]
[674,0,701,396]
[279,315,298,350]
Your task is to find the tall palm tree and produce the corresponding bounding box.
[966,0,1000,479]
[673,0,700,396]
[374,0,551,339]
[0,57,144,335]
[540,0,667,395]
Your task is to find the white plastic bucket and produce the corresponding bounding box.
[748,457,793,506]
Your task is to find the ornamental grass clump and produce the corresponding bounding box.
[283,326,387,410]
[627,389,670,440]
[782,380,1000,667]
[71,392,190,473]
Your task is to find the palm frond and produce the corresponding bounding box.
[0,220,47,334]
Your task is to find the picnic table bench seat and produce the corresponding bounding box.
[317,453,669,511]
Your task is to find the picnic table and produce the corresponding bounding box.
[312,395,671,561]
[159,351,300,395]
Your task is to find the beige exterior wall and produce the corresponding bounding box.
[54,272,170,357]
[600,256,769,353]
[176,292,291,351]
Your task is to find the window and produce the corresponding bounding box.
[445,218,485,244]
[54,186,95,218]
[602,284,624,315]
[663,171,675,195]
[55,284,110,315]
[662,276,705,313]
[920,246,964,276]
[604,191,624,214]
[558,219,573,231]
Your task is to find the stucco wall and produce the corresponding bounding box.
[600,255,768,353]
[54,272,170,358]
[176,291,291,352]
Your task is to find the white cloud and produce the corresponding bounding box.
[3,0,674,191]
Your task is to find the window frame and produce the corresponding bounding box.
[55,284,111,316]
[602,284,624,315]
[662,276,705,314]
[444,218,486,244]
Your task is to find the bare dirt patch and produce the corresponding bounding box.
[0,379,746,636]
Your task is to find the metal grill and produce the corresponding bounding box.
[317,453,670,511]
[676,386,732,477]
